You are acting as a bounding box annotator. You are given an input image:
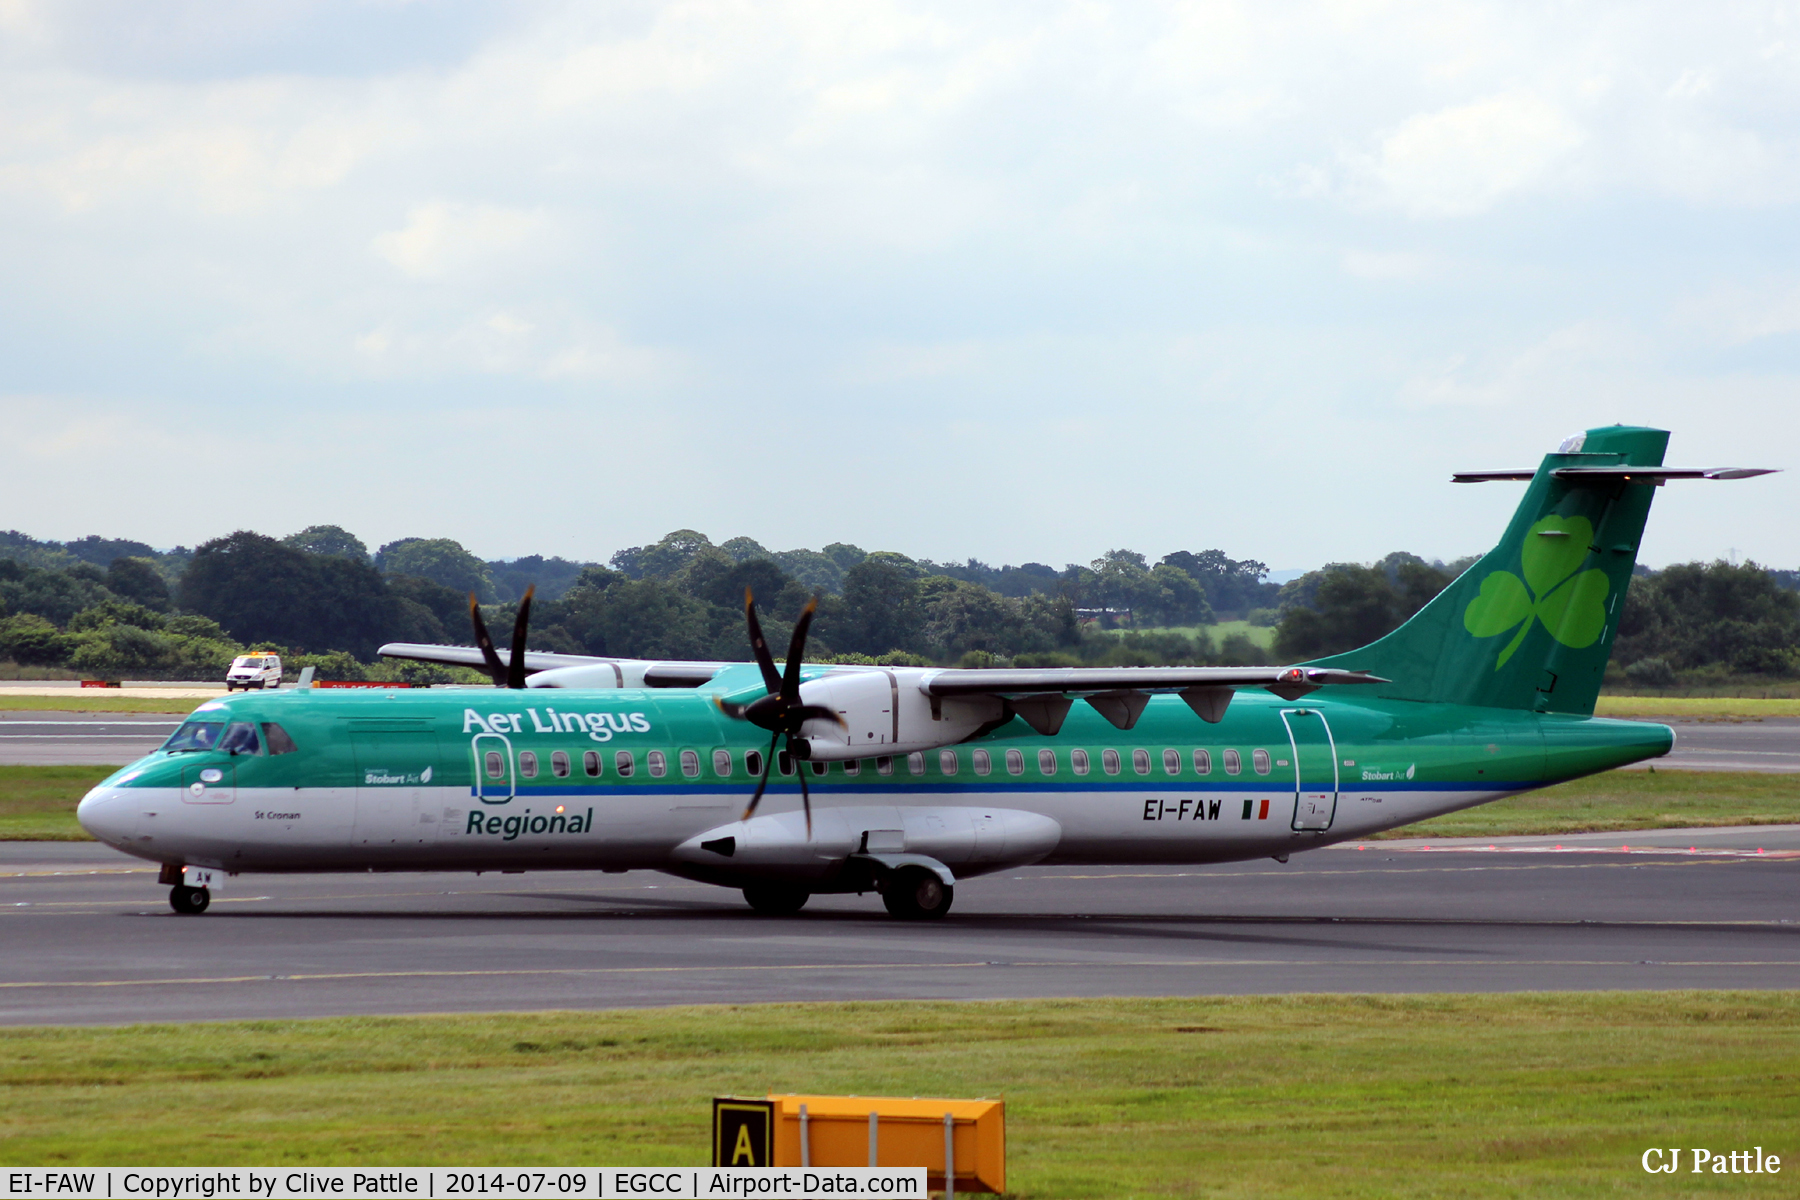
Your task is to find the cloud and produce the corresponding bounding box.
[1357,92,1585,217]
[371,201,545,278]
[0,2,1798,570]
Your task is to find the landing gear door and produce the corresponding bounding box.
[1281,709,1338,832]
[472,733,514,806]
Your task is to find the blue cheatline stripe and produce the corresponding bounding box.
[460,778,1533,800]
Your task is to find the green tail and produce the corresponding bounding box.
[1304,425,1668,715]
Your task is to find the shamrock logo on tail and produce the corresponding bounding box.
[1463,515,1611,668]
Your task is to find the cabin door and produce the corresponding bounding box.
[1281,709,1339,832]
[351,727,441,849]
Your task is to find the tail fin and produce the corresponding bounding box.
[1303,425,1668,715]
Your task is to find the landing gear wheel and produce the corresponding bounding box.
[742,885,810,915]
[881,867,953,920]
[169,885,210,914]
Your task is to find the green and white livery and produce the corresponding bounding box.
[77,427,1773,919]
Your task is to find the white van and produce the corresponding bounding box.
[225,652,282,691]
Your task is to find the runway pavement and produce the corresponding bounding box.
[3,827,1796,1026]
[0,712,182,765]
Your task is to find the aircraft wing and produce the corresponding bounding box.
[376,642,728,688]
[922,665,1386,699]
[914,664,1386,733]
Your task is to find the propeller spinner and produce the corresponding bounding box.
[715,589,842,837]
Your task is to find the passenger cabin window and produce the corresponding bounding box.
[647,750,667,778]
[844,760,861,776]
[876,756,894,776]
[1038,748,1057,776]
[615,750,635,777]
[519,751,538,778]
[1102,749,1121,775]
[712,749,733,777]
[778,751,796,776]
[1193,749,1212,775]
[1223,749,1242,775]
[261,722,299,755]
[583,750,602,777]
[746,750,764,777]
[220,722,261,756]
[1132,748,1151,775]
[1071,749,1090,776]
[972,749,991,776]
[811,759,827,776]
[163,721,224,752]
[907,753,925,776]
[485,751,505,779]
[939,750,959,775]
[681,750,700,778]
[551,750,570,778]
[1253,749,1272,775]
[1006,749,1024,776]
[1162,749,1181,775]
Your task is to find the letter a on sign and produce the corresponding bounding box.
[712,1098,774,1167]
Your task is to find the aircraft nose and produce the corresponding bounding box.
[76,786,135,846]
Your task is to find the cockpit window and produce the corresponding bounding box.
[162,721,224,752]
[219,722,262,755]
[261,722,298,755]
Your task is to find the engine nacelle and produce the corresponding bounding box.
[792,668,1003,760]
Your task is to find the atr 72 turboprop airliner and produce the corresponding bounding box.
[78,426,1774,919]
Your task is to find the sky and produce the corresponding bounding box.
[3,0,1799,574]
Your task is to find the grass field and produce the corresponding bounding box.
[1593,696,1800,719]
[4,765,1798,843]
[1378,769,1800,839]
[0,994,1793,1194]
[0,694,207,714]
[0,765,116,839]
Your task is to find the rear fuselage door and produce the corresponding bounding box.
[1281,708,1338,831]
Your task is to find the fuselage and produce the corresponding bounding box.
[76,679,1673,887]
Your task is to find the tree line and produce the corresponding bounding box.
[1,525,1794,684]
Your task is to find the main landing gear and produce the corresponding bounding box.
[880,866,954,921]
[739,866,955,920]
[168,884,210,914]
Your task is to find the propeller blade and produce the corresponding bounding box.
[780,596,817,704]
[793,742,813,840]
[741,732,780,822]
[744,589,783,695]
[505,585,535,689]
[468,594,508,687]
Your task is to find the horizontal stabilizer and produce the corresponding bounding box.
[1455,466,1777,484]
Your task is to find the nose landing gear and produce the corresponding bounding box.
[168,884,210,914]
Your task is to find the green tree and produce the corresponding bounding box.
[719,536,772,563]
[835,558,924,655]
[284,525,369,560]
[1616,561,1800,675]
[387,574,467,638]
[1273,556,1458,661]
[180,531,396,659]
[0,559,113,626]
[561,579,711,659]
[378,538,494,602]
[0,613,73,666]
[106,557,172,611]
